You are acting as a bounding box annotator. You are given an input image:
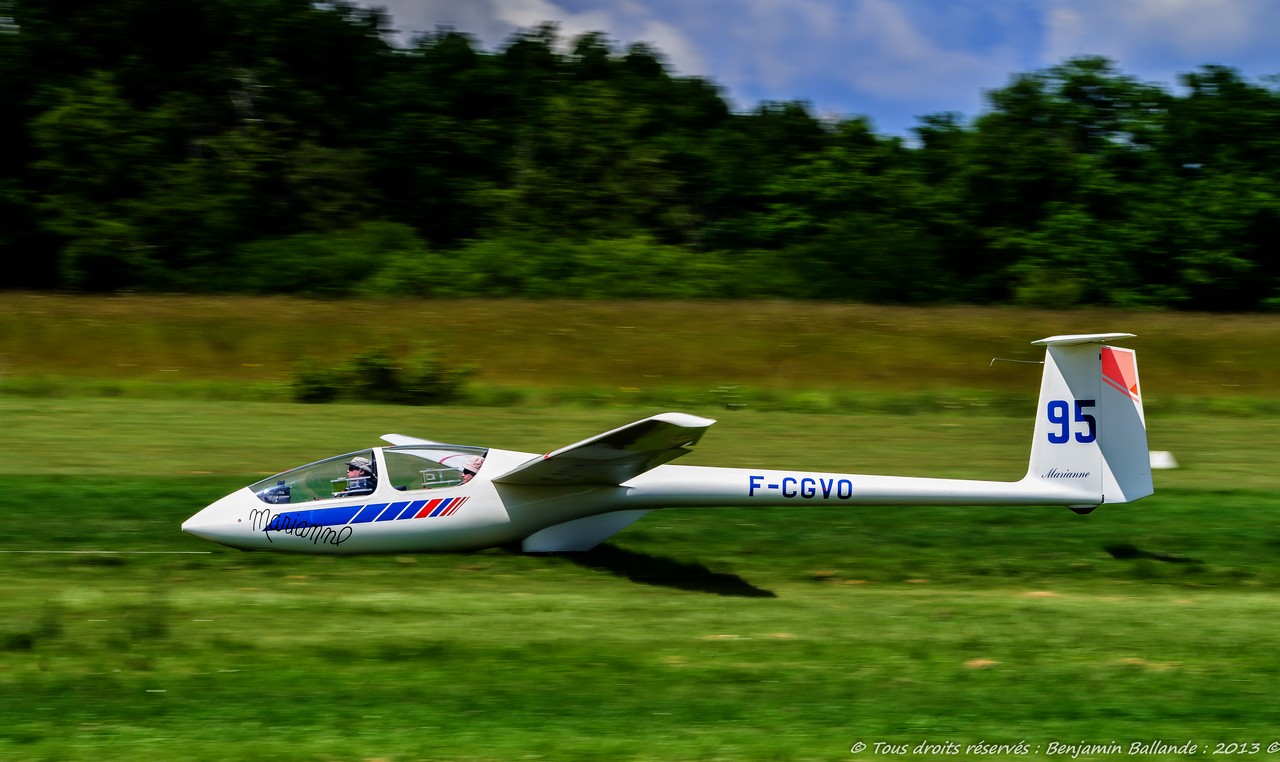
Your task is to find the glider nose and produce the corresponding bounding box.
[180,509,216,540]
[181,491,253,548]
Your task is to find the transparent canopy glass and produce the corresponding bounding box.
[249,446,488,505]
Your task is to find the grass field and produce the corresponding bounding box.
[2,296,1280,760]
[3,396,1280,761]
[4,293,1280,409]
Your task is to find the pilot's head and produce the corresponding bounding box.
[347,456,374,477]
[461,455,485,483]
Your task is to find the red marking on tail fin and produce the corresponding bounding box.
[1101,347,1139,401]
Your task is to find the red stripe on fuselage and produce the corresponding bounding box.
[414,499,443,518]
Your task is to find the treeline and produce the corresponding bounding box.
[2,0,1279,308]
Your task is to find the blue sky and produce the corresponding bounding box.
[366,0,1280,136]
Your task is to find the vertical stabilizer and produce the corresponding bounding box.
[1025,334,1152,507]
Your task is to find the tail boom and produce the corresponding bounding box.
[623,332,1151,513]
[624,465,1103,509]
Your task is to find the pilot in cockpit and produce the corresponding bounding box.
[461,455,485,484]
[337,456,377,497]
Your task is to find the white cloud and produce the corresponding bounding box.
[371,0,705,75]
[632,18,706,75]
[1043,0,1280,70]
[490,0,611,42]
[839,0,1016,102]
[702,0,1016,111]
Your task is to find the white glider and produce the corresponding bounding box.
[182,333,1152,554]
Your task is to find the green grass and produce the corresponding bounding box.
[3,398,1280,759]
[5,478,1280,760]
[3,295,1278,759]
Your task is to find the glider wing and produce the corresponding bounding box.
[493,412,716,486]
[380,434,444,446]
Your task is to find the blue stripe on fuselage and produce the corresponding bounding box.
[267,498,460,530]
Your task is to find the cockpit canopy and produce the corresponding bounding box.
[250,445,488,505]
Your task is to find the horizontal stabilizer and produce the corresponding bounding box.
[1032,333,1135,347]
[494,412,715,486]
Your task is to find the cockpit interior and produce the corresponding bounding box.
[250,445,489,505]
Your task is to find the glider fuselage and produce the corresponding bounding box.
[182,333,1154,555]
[184,452,1101,555]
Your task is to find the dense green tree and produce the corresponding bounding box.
[1156,67,1280,308]
[0,6,56,286]
[497,80,682,239]
[759,118,945,302]
[939,58,1175,302]
[1163,65,1280,174]
[30,71,165,288]
[366,29,509,246]
[3,3,1280,308]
